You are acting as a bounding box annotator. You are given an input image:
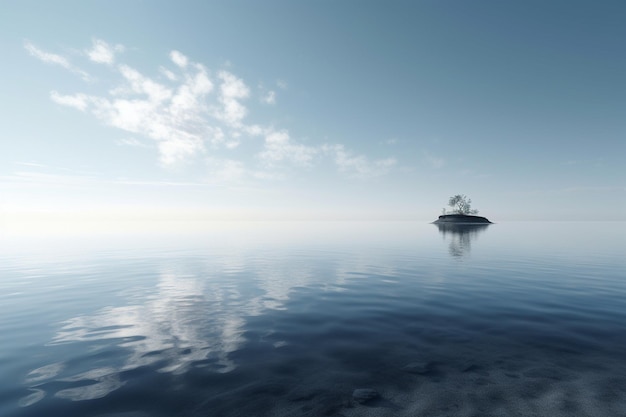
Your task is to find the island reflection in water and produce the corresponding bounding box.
[435,223,490,257]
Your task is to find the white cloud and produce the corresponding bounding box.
[324,144,396,178]
[86,39,124,65]
[14,162,47,168]
[115,137,151,148]
[259,130,318,167]
[158,137,204,165]
[170,50,188,68]
[244,124,265,137]
[160,67,178,81]
[257,83,277,105]
[276,79,288,90]
[263,90,276,105]
[225,140,240,149]
[325,144,366,175]
[24,41,91,81]
[117,65,173,102]
[48,59,221,166]
[29,39,398,181]
[215,71,250,127]
[50,91,89,111]
[24,42,69,66]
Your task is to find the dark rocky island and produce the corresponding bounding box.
[433,195,493,224]
[433,214,493,224]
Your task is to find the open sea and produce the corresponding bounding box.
[1,221,625,417]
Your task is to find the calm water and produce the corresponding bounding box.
[1,221,625,417]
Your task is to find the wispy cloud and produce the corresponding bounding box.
[257,82,277,105]
[423,151,445,169]
[27,40,397,181]
[160,67,178,81]
[24,41,91,81]
[215,70,249,127]
[14,161,47,168]
[50,91,89,111]
[115,137,151,148]
[49,54,220,165]
[86,39,124,65]
[259,130,318,168]
[170,50,188,68]
[324,144,397,179]
[262,90,276,105]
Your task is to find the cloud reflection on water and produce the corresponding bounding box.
[19,222,415,405]
[27,252,333,401]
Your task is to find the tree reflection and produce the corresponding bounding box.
[435,223,490,257]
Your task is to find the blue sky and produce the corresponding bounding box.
[1,0,624,226]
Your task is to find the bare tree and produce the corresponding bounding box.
[447,194,479,215]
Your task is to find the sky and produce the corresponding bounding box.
[1,0,625,228]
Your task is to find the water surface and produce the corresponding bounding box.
[1,221,625,416]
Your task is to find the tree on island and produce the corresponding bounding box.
[446,194,479,215]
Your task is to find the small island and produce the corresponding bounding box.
[432,194,493,224]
